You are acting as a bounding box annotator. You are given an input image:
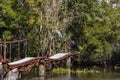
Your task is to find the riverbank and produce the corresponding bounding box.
[52,67,101,74]
[52,65,120,74]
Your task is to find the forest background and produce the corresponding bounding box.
[0,0,120,67]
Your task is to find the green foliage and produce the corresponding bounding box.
[0,0,120,66]
[0,19,6,27]
[67,0,120,65]
[3,30,13,40]
[52,67,100,74]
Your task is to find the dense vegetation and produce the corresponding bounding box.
[0,0,120,66]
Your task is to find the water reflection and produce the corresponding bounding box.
[21,70,120,80]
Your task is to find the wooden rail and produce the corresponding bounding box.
[0,39,27,44]
[0,39,27,61]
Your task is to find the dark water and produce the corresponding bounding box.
[20,70,120,80]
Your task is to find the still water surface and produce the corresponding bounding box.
[20,70,120,80]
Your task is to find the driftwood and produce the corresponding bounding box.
[45,53,77,64]
[2,52,78,72]
[2,57,44,72]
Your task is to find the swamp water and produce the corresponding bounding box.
[20,69,120,80]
